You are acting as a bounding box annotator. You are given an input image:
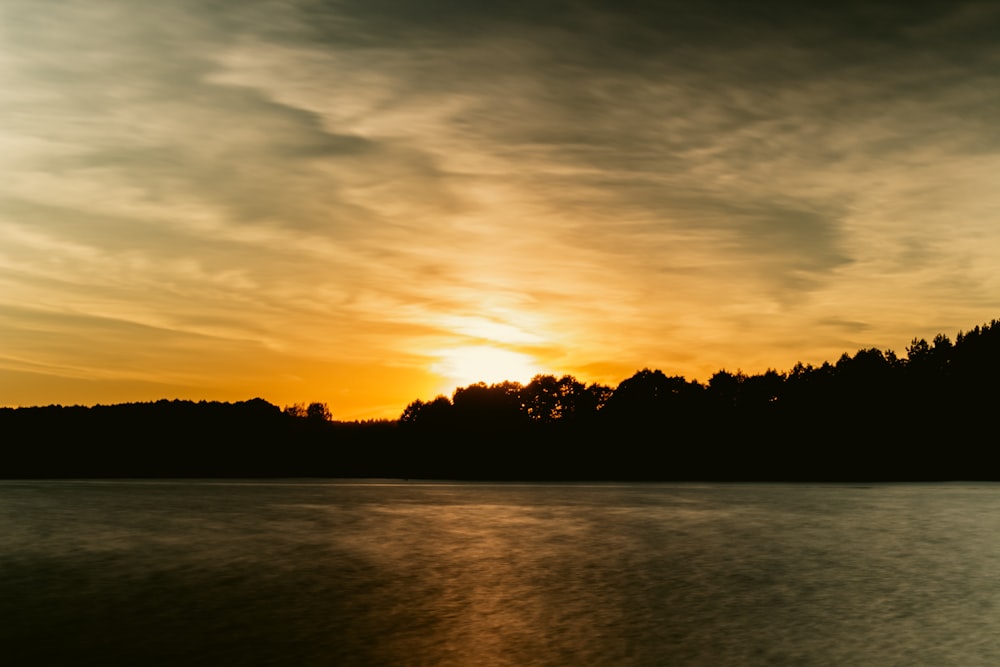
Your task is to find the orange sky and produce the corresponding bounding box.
[3,1,1000,419]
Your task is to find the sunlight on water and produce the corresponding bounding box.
[2,481,1000,665]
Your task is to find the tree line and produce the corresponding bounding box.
[390,318,1000,479]
[4,319,1000,480]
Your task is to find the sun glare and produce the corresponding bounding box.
[431,345,540,389]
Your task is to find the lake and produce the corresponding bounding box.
[2,480,1000,665]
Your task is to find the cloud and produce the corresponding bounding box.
[184,0,1000,343]
[4,0,1000,413]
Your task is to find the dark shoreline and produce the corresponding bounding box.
[0,397,994,482]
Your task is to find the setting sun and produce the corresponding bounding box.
[430,345,541,390]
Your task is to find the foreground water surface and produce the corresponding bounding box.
[3,480,1000,666]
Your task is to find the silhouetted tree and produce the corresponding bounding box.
[707,369,743,411]
[739,370,785,410]
[306,402,332,421]
[451,382,525,430]
[585,382,614,413]
[605,369,704,424]
[284,403,307,418]
[521,375,592,422]
[399,395,453,430]
[399,399,426,425]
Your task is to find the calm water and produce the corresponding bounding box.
[3,480,1000,666]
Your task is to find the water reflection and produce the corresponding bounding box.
[2,482,1000,665]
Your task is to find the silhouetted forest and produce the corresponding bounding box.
[6,319,1000,480]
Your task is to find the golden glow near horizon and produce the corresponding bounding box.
[431,345,542,391]
[3,2,1000,419]
[424,312,553,392]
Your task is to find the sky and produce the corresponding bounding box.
[3,0,1000,419]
